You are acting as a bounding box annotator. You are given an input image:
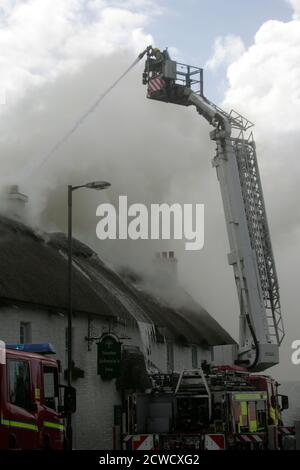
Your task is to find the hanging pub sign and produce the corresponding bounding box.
[97,334,121,380]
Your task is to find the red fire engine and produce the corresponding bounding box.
[0,343,75,450]
[123,366,292,451]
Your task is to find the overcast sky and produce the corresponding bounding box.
[0,0,299,381]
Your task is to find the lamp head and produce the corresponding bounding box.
[85,181,111,190]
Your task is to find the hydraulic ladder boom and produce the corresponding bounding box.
[142,47,284,371]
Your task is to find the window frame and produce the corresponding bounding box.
[166,341,174,373]
[7,358,32,412]
[191,345,198,369]
[42,365,59,412]
[20,321,32,344]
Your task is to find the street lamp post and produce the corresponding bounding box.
[66,181,111,450]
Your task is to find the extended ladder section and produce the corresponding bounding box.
[142,48,285,371]
[233,136,284,346]
[209,103,284,347]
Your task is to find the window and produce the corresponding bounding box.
[43,366,59,411]
[9,360,31,411]
[20,322,31,344]
[166,342,174,373]
[191,345,198,369]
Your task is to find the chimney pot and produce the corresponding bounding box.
[153,251,178,282]
[5,185,28,219]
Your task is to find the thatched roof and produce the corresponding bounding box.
[0,215,234,347]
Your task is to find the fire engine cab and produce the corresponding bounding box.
[0,343,75,450]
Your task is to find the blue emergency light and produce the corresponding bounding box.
[6,343,56,354]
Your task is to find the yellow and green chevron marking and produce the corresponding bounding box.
[1,418,64,432]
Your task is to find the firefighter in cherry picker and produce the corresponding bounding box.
[151,47,164,63]
[142,46,169,84]
[142,46,171,101]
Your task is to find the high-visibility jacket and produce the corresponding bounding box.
[152,48,164,63]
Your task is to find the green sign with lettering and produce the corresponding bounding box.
[97,335,121,380]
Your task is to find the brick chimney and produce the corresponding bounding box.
[153,251,178,283]
[6,185,28,219]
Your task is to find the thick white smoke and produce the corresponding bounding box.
[0,0,222,309]
[0,0,154,105]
